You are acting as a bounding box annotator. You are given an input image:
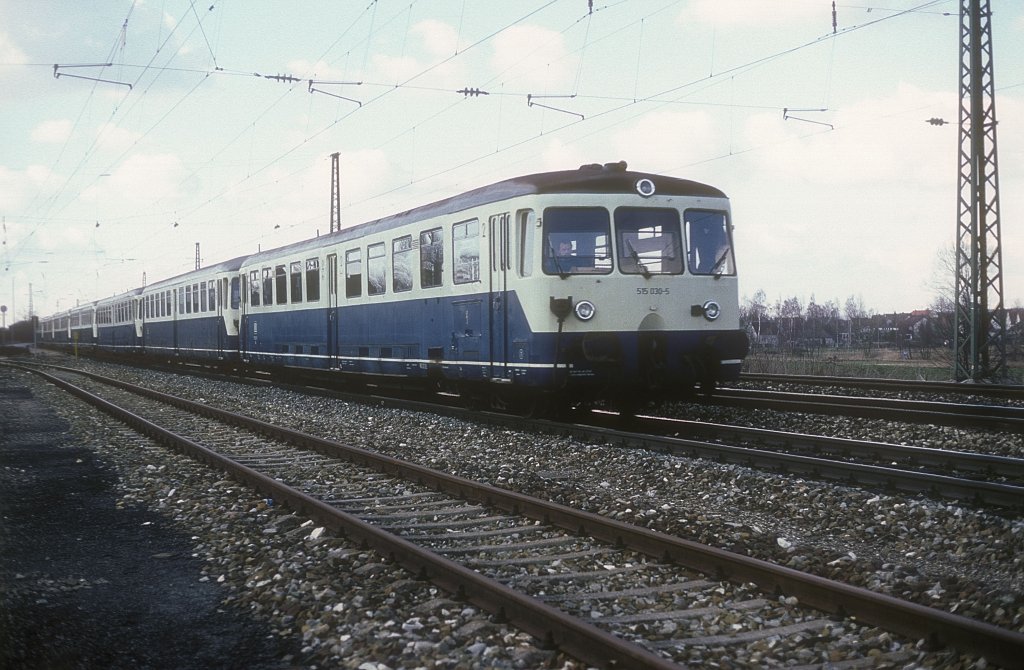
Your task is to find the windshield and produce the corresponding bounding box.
[615,207,683,276]
[542,207,612,275]
[685,209,734,276]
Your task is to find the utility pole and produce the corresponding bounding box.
[330,152,341,233]
[954,0,1006,381]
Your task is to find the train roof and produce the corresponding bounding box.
[142,254,249,292]
[242,163,727,266]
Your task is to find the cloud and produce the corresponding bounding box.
[0,30,28,63]
[741,83,956,187]
[610,110,720,171]
[679,0,826,28]
[80,153,186,204]
[412,19,459,58]
[491,25,573,91]
[287,59,347,82]
[94,122,142,153]
[32,119,73,143]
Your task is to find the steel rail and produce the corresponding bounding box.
[23,365,1024,667]
[742,372,1024,401]
[714,387,1024,431]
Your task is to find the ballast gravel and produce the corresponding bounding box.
[4,357,1022,668]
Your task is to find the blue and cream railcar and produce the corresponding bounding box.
[239,162,747,405]
[68,303,97,351]
[139,257,244,361]
[95,288,143,355]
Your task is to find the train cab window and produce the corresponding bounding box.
[420,228,443,288]
[453,219,480,284]
[275,265,287,304]
[393,236,413,292]
[305,258,320,302]
[367,242,386,295]
[345,249,362,298]
[542,207,612,275]
[615,207,684,275]
[290,261,303,303]
[684,209,735,276]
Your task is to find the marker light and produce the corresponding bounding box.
[702,300,721,321]
[635,178,656,197]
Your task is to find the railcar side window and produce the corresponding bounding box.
[453,219,480,284]
[262,268,274,306]
[542,207,612,275]
[250,271,260,306]
[420,228,443,288]
[367,242,386,295]
[392,236,413,292]
[306,258,320,302]
[516,209,534,277]
[179,288,186,315]
[684,209,735,276]
[345,249,362,298]
[290,261,303,303]
[615,207,684,275]
[200,281,208,312]
[208,282,216,311]
[275,265,287,305]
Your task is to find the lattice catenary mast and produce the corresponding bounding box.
[330,152,341,234]
[954,0,1006,382]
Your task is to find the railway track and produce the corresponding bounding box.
[714,387,1024,431]
[561,411,1024,509]
[15,363,1024,668]
[741,372,1024,402]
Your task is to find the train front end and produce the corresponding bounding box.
[515,166,748,404]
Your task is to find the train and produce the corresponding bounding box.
[37,162,749,413]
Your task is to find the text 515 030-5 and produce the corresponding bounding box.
[636,288,670,295]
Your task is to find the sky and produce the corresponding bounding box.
[2,0,1023,322]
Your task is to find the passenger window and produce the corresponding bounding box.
[393,236,413,292]
[345,249,362,298]
[684,209,735,276]
[250,271,261,306]
[275,265,287,305]
[615,207,684,275]
[420,227,443,288]
[367,243,386,295]
[200,281,208,312]
[209,282,216,311]
[453,219,480,284]
[290,261,303,303]
[306,258,320,302]
[542,207,612,275]
[262,268,273,306]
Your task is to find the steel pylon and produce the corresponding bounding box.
[954,0,1006,381]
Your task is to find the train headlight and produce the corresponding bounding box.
[702,300,721,321]
[574,300,597,321]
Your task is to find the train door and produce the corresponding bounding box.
[326,253,338,368]
[488,212,511,380]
